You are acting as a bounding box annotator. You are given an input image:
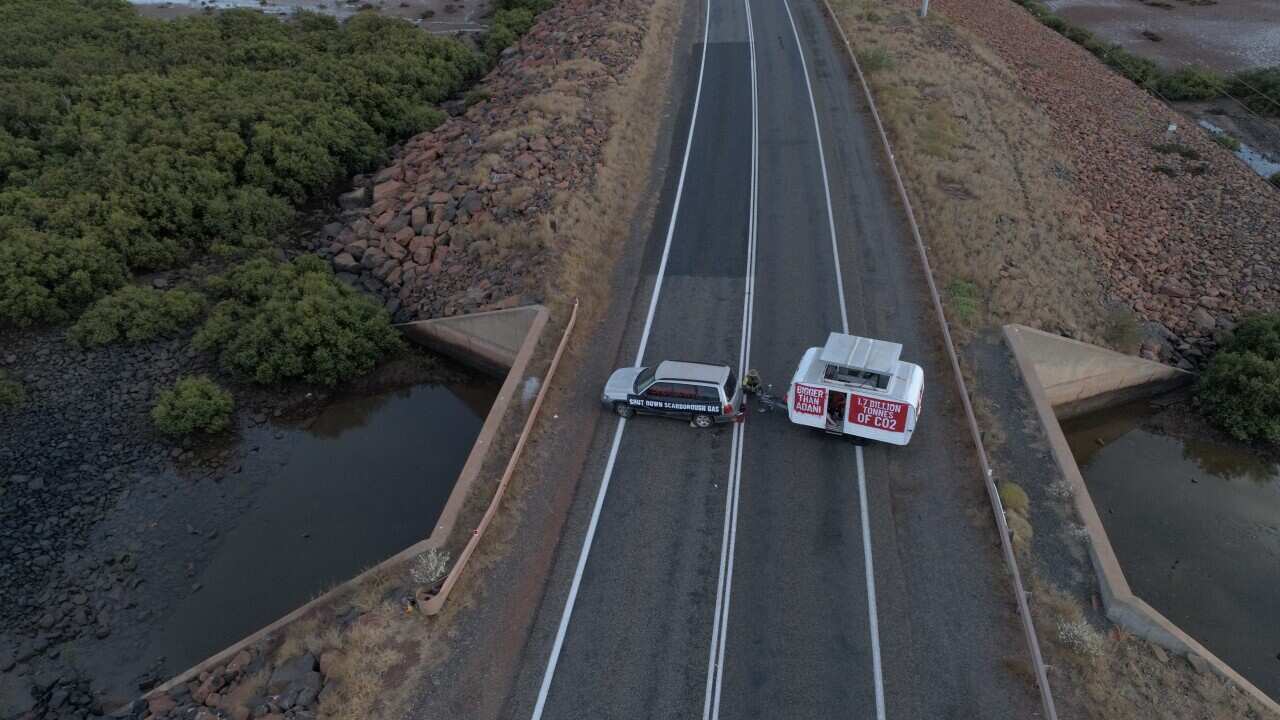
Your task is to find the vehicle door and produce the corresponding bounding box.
[825,390,847,432]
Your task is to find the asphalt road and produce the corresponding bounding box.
[502,0,1041,717]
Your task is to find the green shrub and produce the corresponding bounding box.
[0,1,486,325]
[1196,314,1280,444]
[945,279,980,325]
[193,255,401,385]
[1101,46,1162,88]
[1269,172,1280,189]
[1151,142,1200,160]
[858,47,894,73]
[998,481,1031,515]
[483,0,552,59]
[0,371,25,410]
[0,230,128,327]
[1227,67,1280,117]
[1153,65,1226,101]
[1210,131,1241,152]
[151,375,234,435]
[69,286,206,347]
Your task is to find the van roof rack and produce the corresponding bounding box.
[818,332,901,375]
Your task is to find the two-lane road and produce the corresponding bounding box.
[505,0,1039,717]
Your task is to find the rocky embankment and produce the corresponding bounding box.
[934,0,1280,364]
[115,645,327,720]
[314,5,642,320]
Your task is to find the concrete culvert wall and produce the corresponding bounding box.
[1004,323,1280,715]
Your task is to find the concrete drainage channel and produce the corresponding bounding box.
[1005,324,1280,715]
[141,301,575,703]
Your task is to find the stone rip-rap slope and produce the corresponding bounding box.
[935,0,1279,361]
[320,0,645,320]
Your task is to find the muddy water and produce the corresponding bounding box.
[77,379,497,698]
[1064,399,1280,700]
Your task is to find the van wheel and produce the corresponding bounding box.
[692,414,713,429]
[615,403,635,418]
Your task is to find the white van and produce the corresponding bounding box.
[786,332,924,446]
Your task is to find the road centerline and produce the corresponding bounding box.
[702,0,759,716]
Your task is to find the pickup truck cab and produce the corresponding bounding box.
[603,361,743,428]
[787,332,924,445]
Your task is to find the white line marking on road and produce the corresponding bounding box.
[854,444,885,719]
[780,0,886,717]
[702,1,759,716]
[781,0,848,338]
[528,0,713,714]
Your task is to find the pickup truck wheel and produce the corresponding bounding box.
[692,414,713,429]
[614,403,635,418]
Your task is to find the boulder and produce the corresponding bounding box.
[372,180,404,204]
[147,694,177,716]
[332,253,359,273]
[411,206,428,232]
[267,654,317,695]
[1191,307,1216,331]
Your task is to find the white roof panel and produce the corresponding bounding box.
[819,332,901,374]
[655,360,730,384]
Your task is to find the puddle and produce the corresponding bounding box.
[1064,398,1280,701]
[1198,119,1280,180]
[79,379,497,694]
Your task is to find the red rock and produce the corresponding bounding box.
[372,180,404,203]
[428,190,453,204]
[148,694,177,716]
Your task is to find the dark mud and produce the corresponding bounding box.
[0,328,496,717]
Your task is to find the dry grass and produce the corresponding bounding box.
[481,122,549,152]
[541,57,608,81]
[831,0,1115,347]
[1029,577,1279,719]
[519,92,585,124]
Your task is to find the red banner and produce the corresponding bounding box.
[792,384,826,416]
[849,394,908,433]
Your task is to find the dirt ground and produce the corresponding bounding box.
[1046,0,1280,74]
